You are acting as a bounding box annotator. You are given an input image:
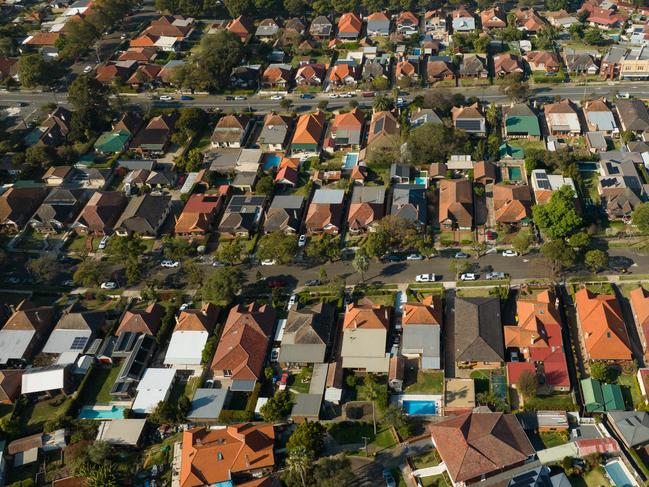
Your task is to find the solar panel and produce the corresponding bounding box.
[535,173,551,190]
[607,162,620,175]
[70,336,88,350]
[375,118,385,133]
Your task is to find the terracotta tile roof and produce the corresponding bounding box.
[174,303,219,333]
[3,300,54,333]
[481,7,507,28]
[330,108,364,131]
[130,33,158,47]
[493,184,532,224]
[506,361,536,385]
[347,201,382,229]
[343,303,390,330]
[175,194,222,234]
[25,32,60,46]
[451,102,484,120]
[367,11,390,21]
[438,179,473,228]
[262,66,292,84]
[118,47,158,62]
[227,16,254,39]
[180,424,275,487]
[427,60,453,79]
[493,53,523,75]
[329,63,356,82]
[630,286,649,356]
[397,11,419,25]
[338,12,362,33]
[292,111,326,145]
[296,63,325,83]
[305,201,342,231]
[430,412,535,483]
[525,51,561,70]
[403,295,442,326]
[396,59,416,78]
[545,98,577,114]
[116,303,164,336]
[575,288,632,360]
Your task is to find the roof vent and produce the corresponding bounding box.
[217,452,223,460]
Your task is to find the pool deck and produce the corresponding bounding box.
[604,459,639,487]
[393,394,443,415]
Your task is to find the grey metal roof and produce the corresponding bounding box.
[585,131,607,149]
[270,195,304,209]
[0,330,35,364]
[312,188,344,204]
[232,171,258,188]
[350,185,385,204]
[402,325,440,369]
[230,379,256,392]
[187,388,228,420]
[96,419,147,446]
[586,111,617,132]
[42,329,93,355]
[291,393,322,418]
[391,184,427,225]
[609,411,649,447]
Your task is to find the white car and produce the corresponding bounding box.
[179,303,192,312]
[460,273,477,281]
[415,274,435,282]
[287,294,297,309]
[62,279,75,287]
[340,92,352,98]
[298,235,307,247]
[328,93,339,99]
[100,281,117,289]
[502,250,518,257]
[234,95,247,101]
[270,94,284,100]
[161,260,180,268]
[159,95,173,101]
[83,65,93,74]
[98,235,110,250]
[261,259,276,266]
[407,253,423,261]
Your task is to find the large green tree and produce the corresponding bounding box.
[68,75,112,140]
[532,186,583,239]
[17,54,49,87]
[202,267,243,304]
[260,390,293,422]
[286,421,326,455]
[257,231,298,265]
[408,122,469,165]
[585,249,609,273]
[541,239,576,274]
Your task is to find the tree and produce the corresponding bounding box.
[517,370,538,399]
[216,239,243,264]
[260,390,293,422]
[17,54,49,87]
[74,259,105,287]
[60,18,98,60]
[86,441,114,466]
[541,239,576,274]
[499,73,530,102]
[352,251,370,282]
[201,336,217,364]
[317,100,329,111]
[27,255,59,283]
[372,94,392,112]
[590,361,612,383]
[257,231,298,265]
[286,421,326,455]
[125,256,142,285]
[621,130,635,145]
[255,174,274,195]
[284,0,305,15]
[585,249,609,273]
[536,25,559,49]
[532,186,583,239]
[184,261,204,286]
[68,75,112,140]
[224,0,254,16]
[633,202,649,233]
[175,148,204,172]
[163,236,193,260]
[286,446,312,487]
[280,98,293,111]
[25,145,57,168]
[382,404,412,439]
[512,230,533,255]
[305,235,341,262]
[408,122,468,165]
[174,107,208,143]
[449,258,470,277]
[474,34,490,53]
[310,456,356,487]
[105,234,146,262]
[77,463,118,487]
[584,28,609,46]
[567,231,591,249]
[202,267,243,304]
[546,0,567,10]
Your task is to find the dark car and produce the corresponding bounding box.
[180,95,193,100]
[304,279,321,286]
[382,253,406,263]
[225,96,234,101]
[268,279,287,288]
[383,469,396,487]
[300,93,315,99]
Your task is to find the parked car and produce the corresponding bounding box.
[270,94,284,100]
[270,348,280,362]
[340,92,352,98]
[502,250,518,257]
[298,235,307,247]
[225,96,234,100]
[328,93,339,99]
[617,92,630,99]
[100,281,117,289]
[304,279,321,286]
[83,65,93,74]
[486,272,506,280]
[279,372,289,390]
[287,294,297,309]
[159,95,173,101]
[161,260,180,268]
[268,279,286,288]
[62,279,75,287]
[406,253,423,261]
[361,91,375,97]
[261,259,276,266]
[179,302,192,312]
[98,235,110,250]
[460,273,477,281]
[300,93,315,99]
[383,469,397,487]
[234,95,247,101]
[415,274,435,282]
[180,95,193,100]
[382,253,405,262]
[454,252,470,259]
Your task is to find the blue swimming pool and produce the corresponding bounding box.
[263,154,282,171]
[403,400,436,415]
[414,176,428,186]
[341,152,359,171]
[605,461,635,487]
[578,162,598,172]
[79,405,125,420]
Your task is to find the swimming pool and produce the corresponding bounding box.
[78,405,125,420]
[578,162,598,172]
[341,152,359,171]
[263,154,282,172]
[508,167,522,181]
[605,460,637,487]
[414,176,428,186]
[403,400,436,415]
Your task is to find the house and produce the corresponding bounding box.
[275,165,298,188]
[258,113,293,151]
[619,46,649,81]
[261,64,292,89]
[452,7,475,33]
[451,103,486,135]
[362,58,389,81]
[95,62,135,84]
[459,54,487,78]
[305,189,345,234]
[226,16,254,43]
[30,188,86,234]
[0,57,17,80]
[329,63,358,86]
[130,113,178,155]
[116,303,164,337]
[503,289,570,391]
[366,12,390,36]
[341,304,391,373]
[0,187,46,232]
[563,50,599,75]
[525,51,561,73]
[43,303,105,355]
[396,11,419,36]
[164,303,218,369]
[531,169,576,205]
[424,9,447,40]
[439,179,473,230]
[26,107,72,147]
[402,296,442,369]
[174,194,223,238]
[179,424,275,487]
[347,185,385,234]
[581,5,626,28]
[608,411,649,448]
[279,303,335,364]
[114,194,171,238]
[454,297,504,367]
[513,7,546,32]
[0,301,55,366]
[42,166,73,186]
[337,12,362,40]
[410,108,443,129]
[493,184,532,226]
[131,367,176,414]
[474,160,497,184]
[493,53,524,77]
[285,17,306,35]
[629,287,649,360]
[430,411,535,485]
[395,59,418,80]
[210,303,276,391]
[218,195,265,238]
[427,60,454,82]
[118,47,157,62]
[73,191,126,235]
[585,131,608,153]
[367,110,400,150]
[481,7,507,29]
[255,18,280,41]
[544,99,582,136]
[575,288,632,361]
[295,63,326,87]
[211,114,251,149]
[581,378,625,412]
[584,99,619,135]
[21,364,70,397]
[264,195,305,234]
[291,111,326,155]
[503,103,541,140]
[598,151,645,219]
[310,16,333,39]
[391,184,427,226]
[229,65,260,89]
[615,99,649,134]
[324,108,364,152]
[8,430,67,467]
[94,130,131,154]
[390,163,412,183]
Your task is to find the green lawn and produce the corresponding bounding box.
[618,373,643,409]
[79,364,122,406]
[361,294,396,307]
[405,371,444,394]
[568,467,611,487]
[456,288,494,298]
[328,421,375,445]
[421,472,453,487]
[524,393,577,411]
[374,428,397,449]
[184,376,202,399]
[411,450,441,470]
[539,430,569,448]
[22,396,73,433]
[470,369,491,394]
[508,139,545,154]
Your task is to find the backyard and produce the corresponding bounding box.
[79,364,122,406]
[327,421,396,450]
[568,467,611,487]
[404,370,444,394]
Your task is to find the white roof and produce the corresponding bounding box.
[274,319,286,342]
[132,368,176,414]
[255,397,270,417]
[163,330,208,366]
[0,330,35,364]
[547,112,581,132]
[96,419,147,446]
[312,189,345,204]
[180,172,199,194]
[21,366,66,395]
[154,36,178,48]
[56,351,80,365]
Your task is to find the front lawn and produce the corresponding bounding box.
[328,421,375,445]
[421,472,453,487]
[411,450,441,470]
[374,428,397,449]
[405,371,444,394]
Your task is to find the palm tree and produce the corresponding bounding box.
[287,446,312,487]
[372,94,391,112]
[352,252,370,282]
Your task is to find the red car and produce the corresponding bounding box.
[268,279,287,288]
[279,372,289,391]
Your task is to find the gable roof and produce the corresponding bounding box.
[343,303,390,330]
[403,295,442,326]
[609,411,649,447]
[292,111,326,145]
[454,297,504,362]
[439,179,473,228]
[116,303,163,336]
[338,12,362,34]
[616,99,649,132]
[493,184,532,223]
[75,191,126,233]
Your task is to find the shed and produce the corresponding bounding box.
[96,419,147,446]
[291,393,322,421]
